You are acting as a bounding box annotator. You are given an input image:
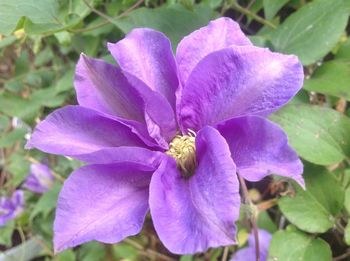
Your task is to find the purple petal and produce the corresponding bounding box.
[149,126,240,254]
[74,54,144,121]
[54,163,152,253]
[176,17,251,86]
[74,55,177,148]
[132,69,177,147]
[217,116,304,187]
[0,190,25,226]
[231,229,272,261]
[179,46,303,132]
[23,163,54,193]
[75,147,162,168]
[26,106,145,158]
[247,229,272,254]
[108,29,178,109]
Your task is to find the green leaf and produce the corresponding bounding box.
[7,152,30,187]
[279,163,344,233]
[335,38,350,60]
[345,222,350,245]
[0,93,39,120]
[54,69,74,93]
[34,47,54,67]
[0,0,94,35]
[263,0,289,20]
[0,35,17,49]
[0,220,15,246]
[113,243,139,260]
[114,4,213,46]
[0,238,44,260]
[30,183,61,219]
[304,60,350,100]
[180,255,193,261]
[345,187,350,214]
[72,35,100,56]
[268,230,332,261]
[0,0,58,34]
[270,104,350,165]
[257,211,278,233]
[0,128,27,148]
[0,115,10,132]
[271,0,350,65]
[77,242,105,261]
[53,249,75,261]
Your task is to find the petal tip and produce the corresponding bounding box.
[24,140,33,150]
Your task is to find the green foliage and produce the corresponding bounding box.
[0,221,15,246]
[279,163,344,233]
[263,0,289,20]
[304,60,350,100]
[268,229,332,261]
[30,183,61,220]
[0,0,94,35]
[271,0,349,65]
[114,3,212,46]
[1,0,350,260]
[270,104,350,165]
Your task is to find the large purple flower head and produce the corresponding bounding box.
[0,190,25,226]
[23,163,54,193]
[230,229,272,261]
[26,18,304,254]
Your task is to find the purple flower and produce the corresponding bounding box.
[23,163,54,193]
[0,190,25,226]
[26,18,304,254]
[231,230,272,261]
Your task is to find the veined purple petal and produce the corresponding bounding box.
[125,73,177,147]
[179,45,303,132]
[26,106,146,158]
[0,190,25,226]
[75,147,162,168]
[108,29,178,109]
[149,126,240,254]
[217,116,304,187]
[75,54,144,121]
[231,229,272,261]
[176,17,252,86]
[54,163,152,253]
[75,55,177,148]
[23,163,54,193]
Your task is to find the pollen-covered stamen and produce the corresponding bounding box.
[166,133,197,178]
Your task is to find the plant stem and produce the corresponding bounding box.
[78,0,144,33]
[238,174,260,261]
[124,238,176,261]
[225,0,277,29]
[237,0,256,23]
[333,249,350,261]
[222,246,229,261]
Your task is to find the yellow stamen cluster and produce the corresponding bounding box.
[166,134,197,178]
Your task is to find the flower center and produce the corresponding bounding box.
[166,133,197,178]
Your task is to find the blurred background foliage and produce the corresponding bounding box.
[0,0,350,260]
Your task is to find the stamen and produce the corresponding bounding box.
[166,134,197,178]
